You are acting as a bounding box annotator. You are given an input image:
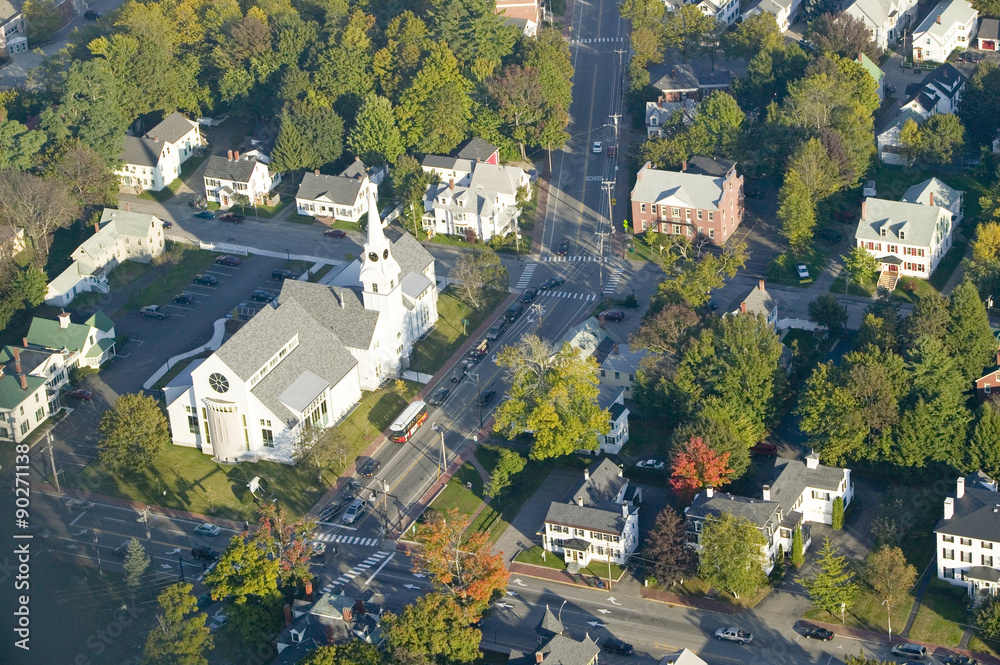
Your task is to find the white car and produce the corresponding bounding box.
[636,459,665,470]
[715,626,753,644]
[342,499,367,524]
[796,264,810,279]
[208,610,229,633]
[309,540,327,556]
[194,523,221,537]
[592,141,603,153]
[65,499,94,511]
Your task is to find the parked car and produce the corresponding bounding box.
[324,228,347,238]
[208,611,229,633]
[478,389,496,406]
[428,387,450,406]
[172,293,195,305]
[140,305,170,319]
[801,627,833,641]
[886,84,897,94]
[891,644,927,659]
[191,546,219,562]
[162,221,173,229]
[188,196,206,207]
[798,39,817,53]
[193,274,219,286]
[194,210,215,219]
[751,442,778,455]
[65,389,93,401]
[635,459,665,470]
[219,213,244,223]
[715,627,753,644]
[309,540,327,556]
[505,303,524,322]
[359,459,380,477]
[451,361,470,382]
[557,239,569,256]
[539,276,565,290]
[84,10,102,20]
[818,228,842,244]
[592,141,603,153]
[194,523,221,537]
[65,498,94,511]
[196,593,213,608]
[941,655,979,665]
[342,498,367,524]
[487,320,508,341]
[796,264,810,280]
[601,309,625,322]
[272,268,300,281]
[602,637,634,656]
[215,255,241,266]
[251,289,275,302]
[467,339,489,363]
[521,288,537,303]
[112,541,130,558]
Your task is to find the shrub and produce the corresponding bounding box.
[791,527,804,567]
[832,497,844,530]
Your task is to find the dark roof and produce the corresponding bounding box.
[570,458,627,508]
[686,156,735,177]
[422,155,471,171]
[728,282,776,318]
[687,490,780,529]
[456,137,500,162]
[204,154,260,183]
[969,566,1000,583]
[609,402,627,421]
[921,62,966,96]
[147,112,198,145]
[545,501,627,534]
[561,537,592,551]
[936,486,1000,540]
[539,634,600,665]
[295,171,365,206]
[339,158,369,179]
[593,336,616,366]
[769,458,846,514]
[536,605,565,640]
[120,135,163,167]
[981,18,1000,41]
[654,64,700,92]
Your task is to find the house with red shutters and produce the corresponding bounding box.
[630,157,744,247]
[974,351,1000,400]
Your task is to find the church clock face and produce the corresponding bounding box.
[383,249,389,259]
[368,252,379,262]
[209,373,230,394]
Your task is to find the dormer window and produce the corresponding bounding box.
[899,230,905,240]
[880,228,886,237]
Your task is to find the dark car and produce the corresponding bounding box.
[602,638,634,656]
[601,309,625,322]
[941,656,979,665]
[359,459,380,477]
[162,221,173,229]
[215,255,241,266]
[539,276,565,290]
[751,442,778,456]
[798,39,817,53]
[486,320,508,341]
[802,627,833,641]
[505,303,524,322]
[428,387,450,406]
[451,361,470,382]
[521,288,537,303]
[112,541,130,558]
[191,546,219,562]
[478,389,496,407]
[65,389,93,401]
[251,289,275,302]
[557,239,569,256]
[467,339,489,363]
[272,268,300,281]
[84,10,102,20]
[173,293,195,305]
[188,196,205,207]
[194,210,215,219]
[193,274,219,286]
[324,228,347,238]
[220,213,245,223]
[818,228,842,244]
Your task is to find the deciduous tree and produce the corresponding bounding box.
[0,169,80,259]
[699,511,768,599]
[98,393,171,473]
[976,596,1000,639]
[842,245,879,288]
[204,534,281,607]
[348,94,405,165]
[662,4,720,61]
[0,120,45,171]
[141,583,213,665]
[397,42,473,153]
[778,169,817,253]
[917,114,965,164]
[669,436,734,499]
[488,64,544,161]
[449,248,509,309]
[300,641,385,665]
[808,294,848,335]
[645,507,696,586]
[797,363,867,464]
[807,12,881,60]
[657,241,748,307]
[864,545,917,638]
[384,593,481,665]
[23,0,62,45]
[724,12,782,60]
[253,502,316,590]
[690,92,744,156]
[483,447,525,505]
[805,537,858,621]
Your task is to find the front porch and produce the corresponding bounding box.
[877,256,903,292]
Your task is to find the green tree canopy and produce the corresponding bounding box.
[698,511,768,599]
[23,0,62,45]
[384,593,481,665]
[141,583,213,665]
[124,537,150,593]
[449,247,509,309]
[949,277,996,384]
[98,393,171,473]
[348,94,405,165]
[271,98,344,172]
[805,537,858,621]
[778,168,818,252]
[397,42,473,153]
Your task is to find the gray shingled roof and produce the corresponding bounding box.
[608,402,627,422]
[855,198,950,248]
[295,171,365,206]
[546,501,627,534]
[536,605,565,640]
[654,64,700,92]
[769,458,846,513]
[204,154,260,183]
[969,566,1000,582]
[982,17,1000,40]
[121,135,164,167]
[387,229,435,276]
[540,634,600,665]
[278,281,379,351]
[936,486,1000,539]
[900,177,963,214]
[631,164,726,211]
[686,156,735,178]
[148,112,198,145]
[730,282,776,318]
[687,491,780,529]
[570,458,627,507]
[601,343,645,375]
[456,137,500,162]
[469,162,521,197]
[339,158,369,179]
[422,155,474,172]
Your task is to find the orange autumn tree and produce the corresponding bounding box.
[411,507,508,613]
[669,436,734,499]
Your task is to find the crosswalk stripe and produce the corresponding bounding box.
[603,268,625,295]
[516,263,537,289]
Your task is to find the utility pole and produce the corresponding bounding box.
[472,373,483,429]
[137,506,152,540]
[609,114,621,150]
[432,424,446,479]
[94,531,103,578]
[45,432,59,492]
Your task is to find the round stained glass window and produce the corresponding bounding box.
[368,252,379,262]
[209,373,230,393]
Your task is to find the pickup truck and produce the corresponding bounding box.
[220,213,245,223]
[140,305,170,319]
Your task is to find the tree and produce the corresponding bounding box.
[483,447,525,506]
[141,583,213,665]
[253,502,316,590]
[671,404,755,479]
[976,596,1000,639]
[669,436,734,499]
[271,99,344,172]
[809,294,848,335]
[968,218,1000,299]
[778,169,817,253]
[98,393,171,473]
[301,642,385,665]
[449,248,509,309]
[384,593,481,665]
[348,94,405,165]
[968,400,1000,479]
[904,291,950,347]
[959,60,1000,147]
[0,119,46,171]
[488,64,544,161]
[845,655,897,665]
[797,363,867,464]
[917,114,965,164]
[788,137,840,201]
[807,12,881,60]
[411,508,508,611]
[47,142,118,208]
[864,545,917,638]
[12,265,48,308]
[293,424,346,484]
[843,245,879,288]
[832,497,844,530]
[724,12,782,60]
[204,534,281,605]
[494,336,609,460]
[629,303,699,358]
[662,4,721,61]
[805,537,858,622]
[124,538,151,594]
[23,0,62,45]
[645,507,696,586]
[949,278,997,384]
[521,28,574,156]
[316,9,375,120]
[897,118,924,164]
[690,92,744,156]
[392,154,436,235]
[0,169,80,260]
[698,511,768,599]
[397,42,474,153]
[657,241,749,307]
[791,527,804,567]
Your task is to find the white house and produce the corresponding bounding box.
[421,156,530,241]
[646,98,698,138]
[854,185,959,286]
[166,190,438,463]
[844,0,920,50]
[25,311,117,371]
[936,473,1000,603]
[116,112,204,192]
[741,0,798,32]
[595,385,629,455]
[693,0,740,26]
[685,452,853,574]
[203,150,281,208]
[295,159,385,223]
[599,343,645,399]
[901,64,966,116]
[912,0,979,63]
[543,459,641,568]
[901,177,963,225]
[45,209,166,307]
[877,109,926,165]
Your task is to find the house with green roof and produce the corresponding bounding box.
[25,311,117,370]
[857,52,885,103]
[0,342,75,444]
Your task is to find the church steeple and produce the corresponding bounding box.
[359,184,401,313]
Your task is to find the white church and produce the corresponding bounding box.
[164,189,439,463]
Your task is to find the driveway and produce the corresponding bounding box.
[493,467,582,564]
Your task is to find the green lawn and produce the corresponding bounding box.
[969,636,1000,657]
[620,416,669,458]
[767,249,826,288]
[804,585,915,635]
[309,264,334,283]
[151,357,196,391]
[830,275,876,297]
[409,287,504,375]
[514,545,625,580]
[428,461,487,517]
[290,213,320,225]
[929,236,968,291]
[122,244,220,311]
[285,259,313,273]
[891,276,940,304]
[908,579,970,647]
[107,260,156,291]
[138,184,180,204]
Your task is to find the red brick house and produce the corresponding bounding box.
[630,157,744,246]
[975,351,1000,400]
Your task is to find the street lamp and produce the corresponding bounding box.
[471,373,483,429]
[432,423,446,479]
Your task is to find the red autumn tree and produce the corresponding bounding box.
[255,502,316,588]
[411,508,508,613]
[669,436,734,499]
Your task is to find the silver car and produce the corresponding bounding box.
[342,499,367,524]
[715,626,753,645]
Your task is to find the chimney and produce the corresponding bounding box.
[930,191,935,207]
[13,348,20,375]
[762,485,771,501]
[706,486,714,498]
[584,466,590,481]
[957,476,966,499]
[657,96,663,108]
[937,14,942,23]
[283,604,292,626]
[740,302,747,313]
[681,160,687,172]
[19,374,26,390]
[613,343,619,355]
[449,179,455,190]
[996,350,1000,365]
[234,151,240,161]
[125,202,130,212]
[759,279,765,292]
[535,653,544,664]
[21,337,27,348]
[576,497,584,506]
[58,311,71,329]
[94,222,100,234]
[314,169,319,175]
[304,579,313,600]
[227,150,233,160]
[944,496,955,520]
[861,200,867,220]
[806,451,820,469]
